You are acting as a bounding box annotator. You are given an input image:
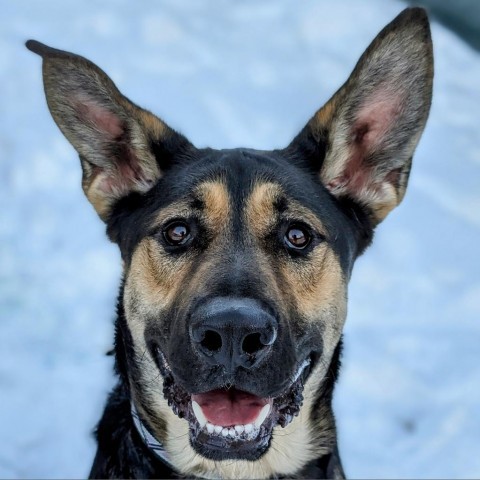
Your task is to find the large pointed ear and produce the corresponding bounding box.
[287,8,433,226]
[26,40,193,221]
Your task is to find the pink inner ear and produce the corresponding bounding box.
[75,96,124,139]
[352,90,402,151]
[327,90,403,195]
[73,95,153,197]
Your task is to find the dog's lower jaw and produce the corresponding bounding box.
[156,355,310,463]
[168,401,343,480]
[90,332,345,479]
[89,381,345,480]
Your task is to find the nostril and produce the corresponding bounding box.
[242,332,264,355]
[200,330,222,352]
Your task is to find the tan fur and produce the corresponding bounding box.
[164,409,320,480]
[196,180,230,232]
[124,237,192,338]
[246,182,327,238]
[85,173,114,220]
[310,97,337,134]
[245,182,282,238]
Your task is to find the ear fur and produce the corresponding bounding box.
[288,8,433,225]
[26,40,192,221]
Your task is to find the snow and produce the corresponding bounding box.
[1,0,479,478]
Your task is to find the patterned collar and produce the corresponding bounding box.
[130,402,176,470]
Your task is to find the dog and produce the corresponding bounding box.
[26,7,432,479]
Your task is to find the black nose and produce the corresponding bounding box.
[189,297,278,372]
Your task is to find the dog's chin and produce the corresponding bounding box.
[154,350,313,461]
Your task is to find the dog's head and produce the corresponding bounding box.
[28,8,432,478]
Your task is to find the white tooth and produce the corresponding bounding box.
[206,423,214,434]
[214,425,223,434]
[254,404,271,428]
[234,425,245,434]
[244,423,253,434]
[228,428,236,437]
[222,428,229,437]
[192,401,207,428]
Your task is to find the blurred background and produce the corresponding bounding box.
[1,0,479,478]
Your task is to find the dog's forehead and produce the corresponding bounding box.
[160,147,330,216]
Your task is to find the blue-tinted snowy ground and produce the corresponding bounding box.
[1,0,479,478]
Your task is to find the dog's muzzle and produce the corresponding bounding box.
[149,296,313,461]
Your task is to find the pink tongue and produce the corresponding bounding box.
[192,388,269,427]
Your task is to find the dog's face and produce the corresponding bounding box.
[121,149,356,463]
[28,7,432,478]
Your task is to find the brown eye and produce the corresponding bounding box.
[164,222,190,246]
[285,226,310,250]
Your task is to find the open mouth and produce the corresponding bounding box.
[156,349,312,460]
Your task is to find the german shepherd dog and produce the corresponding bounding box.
[26,7,432,479]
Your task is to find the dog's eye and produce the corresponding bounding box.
[164,222,191,246]
[285,226,311,250]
